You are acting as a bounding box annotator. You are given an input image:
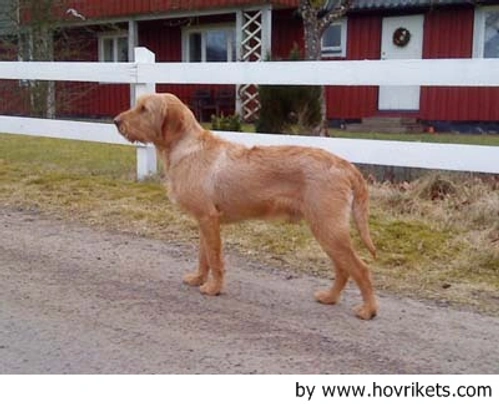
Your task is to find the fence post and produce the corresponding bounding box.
[133,47,157,180]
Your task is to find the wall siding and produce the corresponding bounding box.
[56,16,237,119]
[325,14,382,120]
[272,9,303,59]
[421,7,499,121]
[325,6,499,122]
[272,12,382,120]
[140,17,236,117]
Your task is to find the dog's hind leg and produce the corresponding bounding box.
[309,219,351,306]
[197,213,225,296]
[316,230,377,319]
[314,264,349,306]
[337,247,377,320]
[307,210,378,320]
[183,232,210,287]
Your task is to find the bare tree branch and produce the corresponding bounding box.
[318,0,352,35]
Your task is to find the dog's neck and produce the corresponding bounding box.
[158,126,216,173]
[163,134,202,171]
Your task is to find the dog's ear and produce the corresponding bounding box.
[160,95,188,145]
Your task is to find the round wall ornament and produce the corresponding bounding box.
[393,27,411,47]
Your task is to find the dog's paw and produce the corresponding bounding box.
[183,272,206,287]
[354,304,377,320]
[200,281,222,296]
[314,290,340,305]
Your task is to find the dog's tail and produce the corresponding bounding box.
[351,168,377,259]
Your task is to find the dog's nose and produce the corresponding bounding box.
[113,116,122,127]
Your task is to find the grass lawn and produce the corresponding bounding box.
[1,133,498,315]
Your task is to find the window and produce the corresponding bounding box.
[183,26,236,62]
[321,19,347,57]
[484,11,499,58]
[474,7,499,58]
[99,33,128,62]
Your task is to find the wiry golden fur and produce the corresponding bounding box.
[114,93,378,319]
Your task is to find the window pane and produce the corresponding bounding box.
[189,33,202,62]
[103,38,114,62]
[323,24,342,49]
[206,30,228,62]
[484,12,499,58]
[117,37,128,62]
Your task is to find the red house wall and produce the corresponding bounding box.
[324,6,499,122]
[9,3,499,123]
[421,7,499,121]
[58,9,309,118]
[0,40,28,115]
[57,15,237,119]
[55,29,129,118]
[325,14,381,120]
[269,11,382,120]
[272,9,303,59]
[139,16,236,117]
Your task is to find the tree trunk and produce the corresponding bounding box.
[303,19,328,136]
[30,25,56,118]
[299,0,352,136]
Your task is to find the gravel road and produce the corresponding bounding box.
[1,209,498,374]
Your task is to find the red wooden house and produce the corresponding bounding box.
[3,0,499,131]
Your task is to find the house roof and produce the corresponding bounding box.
[352,0,470,9]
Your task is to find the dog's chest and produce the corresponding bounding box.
[165,179,179,206]
[165,171,207,213]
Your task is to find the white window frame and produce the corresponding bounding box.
[182,24,236,62]
[98,32,129,62]
[321,18,347,58]
[473,5,499,58]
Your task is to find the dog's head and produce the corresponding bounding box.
[114,93,198,148]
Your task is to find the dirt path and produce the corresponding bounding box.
[1,208,498,374]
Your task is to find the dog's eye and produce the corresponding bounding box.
[140,105,147,113]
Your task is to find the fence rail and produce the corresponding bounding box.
[2,58,499,86]
[1,47,498,178]
[3,116,498,175]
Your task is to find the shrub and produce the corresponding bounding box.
[211,113,242,132]
[256,44,322,135]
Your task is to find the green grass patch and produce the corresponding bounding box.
[0,134,136,179]
[1,133,498,315]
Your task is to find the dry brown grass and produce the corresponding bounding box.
[369,174,499,307]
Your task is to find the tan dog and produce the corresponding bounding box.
[114,93,378,319]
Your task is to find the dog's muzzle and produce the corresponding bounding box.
[113,116,123,131]
[113,116,132,141]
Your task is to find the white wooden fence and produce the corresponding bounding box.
[1,47,498,178]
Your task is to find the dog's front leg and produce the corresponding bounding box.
[183,232,209,287]
[197,214,224,296]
